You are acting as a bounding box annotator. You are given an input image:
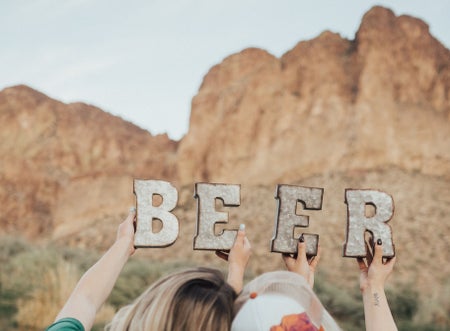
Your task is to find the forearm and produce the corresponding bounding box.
[226,226,251,294]
[56,237,132,330]
[227,264,245,294]
[362,286,397,331]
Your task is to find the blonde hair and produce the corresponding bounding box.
[106,267,236,331]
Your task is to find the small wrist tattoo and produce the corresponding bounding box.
[373,292,380,306]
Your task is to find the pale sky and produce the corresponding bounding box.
[1,0,449,140]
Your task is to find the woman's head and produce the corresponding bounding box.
[106,267,236,331]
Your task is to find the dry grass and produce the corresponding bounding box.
[15,259,78,330]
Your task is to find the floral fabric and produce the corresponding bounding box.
[270,312,324,331]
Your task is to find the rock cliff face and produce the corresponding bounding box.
[0,85,177,239]
[177,6,450,184]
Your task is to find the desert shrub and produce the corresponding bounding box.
[58,245,100,271]
[314,276,448,331]
[15,259,79,330]
[0,235,32,263]
[0,237,94,330]
[314,273,364,331]
[409,280,450,329]
[386,283,449,330]
[0,235,35,329]
[397,321,448,331]
[0,285,18,330]
[386,285,418,320]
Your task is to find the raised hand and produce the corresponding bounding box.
[282,235,321,288]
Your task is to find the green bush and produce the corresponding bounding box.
[386,285,418,320]
[0,236,35,329]
[314,274,448,330]
[314,273,364,330]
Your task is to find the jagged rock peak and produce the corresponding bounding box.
[178,5,450,185]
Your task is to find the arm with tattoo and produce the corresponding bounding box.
[357,239,398,331]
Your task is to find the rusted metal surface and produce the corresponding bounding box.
[193,183,240,251]
[133,179,179,248]
[271,185,323,256]
[343,189,395,258]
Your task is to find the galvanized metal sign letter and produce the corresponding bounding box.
[343,189,395,258]
[271,185,323,256]
[193,183,240,250]
[134,179,179,248]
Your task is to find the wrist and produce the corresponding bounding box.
[228,264,246,294]
[115,236,135,257]
[227,274,244,294]
[228,260,247,275]
[362,282,385,295]
[229,260,245,270]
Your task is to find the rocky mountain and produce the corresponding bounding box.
[0,85,177,241]
[0,6,449,313]
[178,6,449,184]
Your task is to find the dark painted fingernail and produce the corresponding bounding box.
[377,239,382,245]
[299,235,305,243]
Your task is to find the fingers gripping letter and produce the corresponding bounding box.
[343,189,395,258]
[271,185,323,256]
[134,179,179,248]
[193,183,240,251]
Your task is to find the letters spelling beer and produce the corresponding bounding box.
[133,180,395,258]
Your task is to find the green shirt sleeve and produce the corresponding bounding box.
[45,317,85,331]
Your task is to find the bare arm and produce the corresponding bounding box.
[54,208,136,331]
[216,224,252,294]
[357,239,398,331]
